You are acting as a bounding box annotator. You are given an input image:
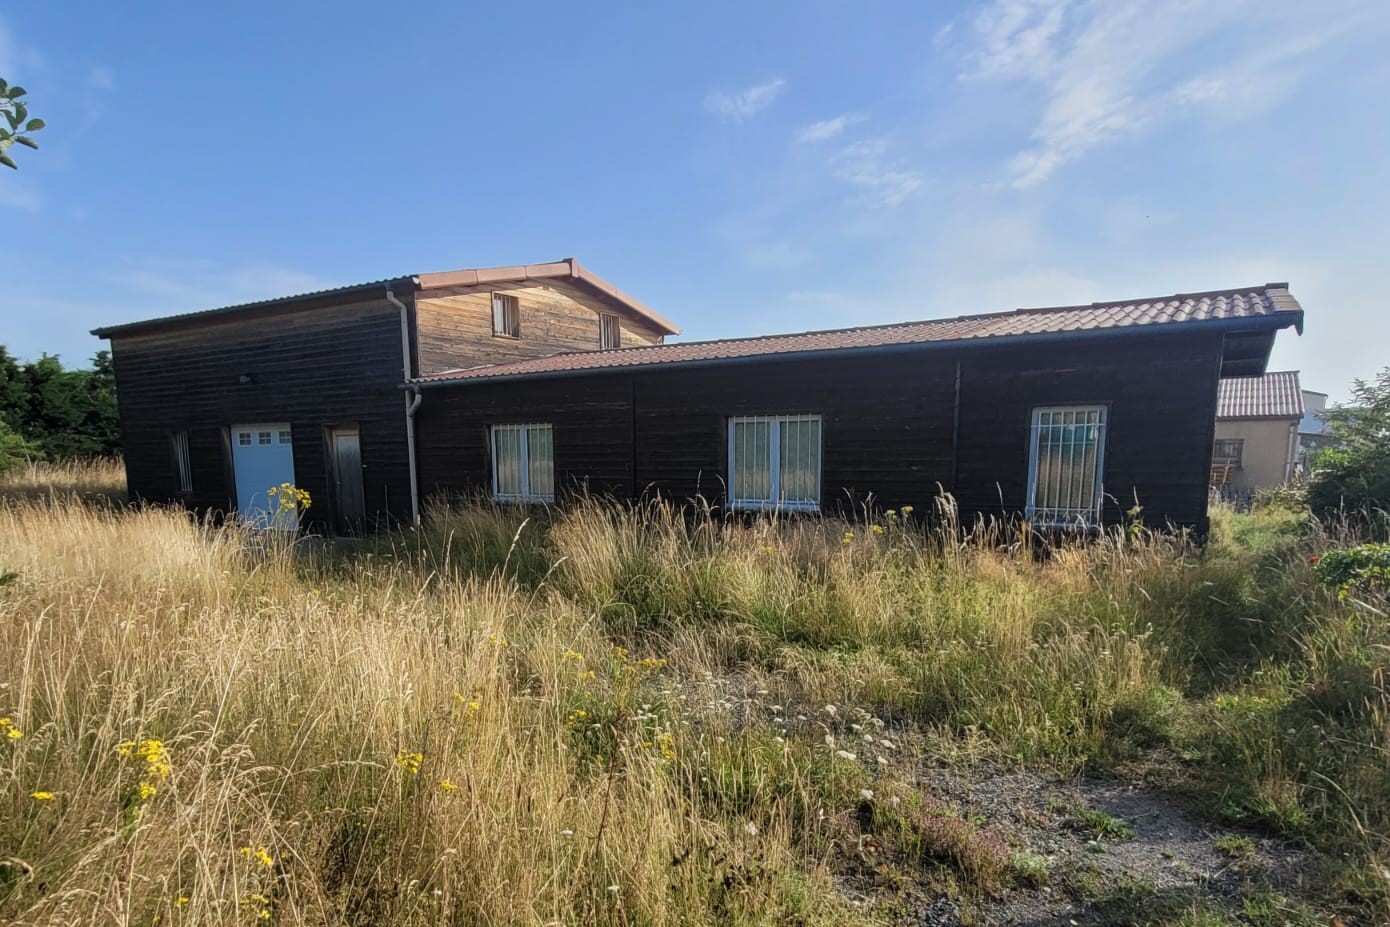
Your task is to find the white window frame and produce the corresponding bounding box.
[492,292,520,338]
[599,313,622,349]
[1025,405,1107,526]
[726,414,823,512]
[171,431,192,493]
[490,423,555,503]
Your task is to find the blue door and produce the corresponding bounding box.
[231,424,297,528]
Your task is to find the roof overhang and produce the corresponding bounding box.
[91,258,677,340]
[408,310,1305,390]
[415,258,678,335]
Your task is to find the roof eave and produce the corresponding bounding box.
[91,277,416,339]
[407,311,1303,390]
[416,258,680,336]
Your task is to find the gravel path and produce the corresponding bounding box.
[854,763,1320,926]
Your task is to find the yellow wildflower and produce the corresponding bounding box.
[900,505,913,515]
[563,649,584,663]
[30,791,55,801]
[870,524,884,535]
[439,779,458,792]
[612,646,629,663]
[137,781,158,801]
[842,530,854,545]
[175,896,189,907]
[395,749,423,775]
[0,718,21,740]
[578,670,596,683]
[240,845,274,867]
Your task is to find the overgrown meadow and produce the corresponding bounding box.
[1,462,1387,926]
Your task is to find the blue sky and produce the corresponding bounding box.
[3,1,1387,401]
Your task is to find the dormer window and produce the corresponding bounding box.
[599,313,621,349]
[492,293,520,338]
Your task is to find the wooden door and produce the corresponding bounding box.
[329,426,365,533]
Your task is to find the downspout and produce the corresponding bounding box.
[386,285,422,526]
[1285,420,1298,483]
[950,360,962,493]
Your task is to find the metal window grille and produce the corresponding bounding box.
[599,313,622,349]
[492,293,520,338]
[258,431,272,446]
[727,414,822,511]
[238,431,252,446]
[278,429,293,445]
[491,423,554,502]
[1212,438,1243,468]
[1026,406,1106,526]
[171,431,192,493]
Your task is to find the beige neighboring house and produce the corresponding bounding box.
[1212,371,1304,494]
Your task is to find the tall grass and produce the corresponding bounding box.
[1,475,1386,924]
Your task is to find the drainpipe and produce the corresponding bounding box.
[1285,420,1298,483]
[386,285,422,526]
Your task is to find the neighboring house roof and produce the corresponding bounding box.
[413,283,1305,386]
[91,258,679,338]
[1217,370,1304,420]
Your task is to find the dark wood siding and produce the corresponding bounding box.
[953,331,1224,530]
[108,295,413,530]
[414,329,1224,531]
[415,375,635,501]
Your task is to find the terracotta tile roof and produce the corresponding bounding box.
[1217,370,1304,420]
[412,283,1304,386]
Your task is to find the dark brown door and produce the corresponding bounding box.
[329,426,365,533]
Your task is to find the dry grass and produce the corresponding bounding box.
[0,457,125,505]
[0,466,1387,925]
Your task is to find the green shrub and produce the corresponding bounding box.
[1312,542,1390,597]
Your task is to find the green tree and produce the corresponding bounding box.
[1306,367,1390,534]
[0,347,121,461]
[0,78,43,170]
[0,418,38,474]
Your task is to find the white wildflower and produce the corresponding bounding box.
[835,750,857,762]
[859,789,874,801]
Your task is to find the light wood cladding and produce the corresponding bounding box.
[416,283,665,376]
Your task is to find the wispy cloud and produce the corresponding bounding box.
[829,138,923,207]
[796,112,866,143]
[0,181,41,212]
[0,17,43,76]
[958,0,1358,188]
[704,79,787,122]
[87,66,114,91]
[112,260,336,312]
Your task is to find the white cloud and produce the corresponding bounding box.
[959,0,1359,188]
[88,66,114,91]
[0,17,43,77]
[796,112,866,143]
[111,260,337,313]
[704,79,787,122]
[0,179,40,212]
[830,138,923,207]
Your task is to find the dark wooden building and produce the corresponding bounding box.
[96,271,1303,535]
[92,260,677,532]
[409,284,1304,533]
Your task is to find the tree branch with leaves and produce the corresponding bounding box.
[0,78,44,170]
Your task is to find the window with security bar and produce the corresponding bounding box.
[491,423,554,502]
[1212,438,1243,468]
[171,431,192,493]
[599,313,621,349]
[727,414,822,511]
[1026,406,1107,525]
[491,293,520,338]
